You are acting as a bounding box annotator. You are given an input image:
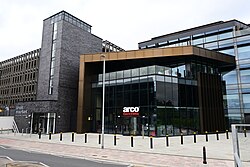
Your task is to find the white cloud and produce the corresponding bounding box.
[0,0,250,61]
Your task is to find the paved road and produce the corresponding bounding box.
[0,145,127,167]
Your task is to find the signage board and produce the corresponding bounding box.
[15,106,28,116]
[122,107,140,116]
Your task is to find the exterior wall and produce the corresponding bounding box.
[15,13,102,133]
[14,101,58,132]
[58,21,102,131]
[138,20,250,126]
[36,19,58,101]
[0,49,40,109]
[77,46,236,133]
[198,73,225,132]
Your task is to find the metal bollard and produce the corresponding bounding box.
[60,132,62,141]
[49,132,52,140]
[114,134,116,146]
[84,133,87,143]
[194,132,196,143]
[180,133,183,145]
[226,130,229,139]
[98,133,101,144]
[244,128,247,137]
[205,131,208,142]
[72,132,74,142]
[166,134,169,147]
[150,136,153,149]
[216,130,219,140]
[38,131,41,139]
[131,135,134,147]
[203,146,207,164]
[22,129,24,136]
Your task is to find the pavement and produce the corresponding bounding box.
[0,132,249,167]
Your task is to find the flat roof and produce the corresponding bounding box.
[139,19,249,46]
[80,46,235,68]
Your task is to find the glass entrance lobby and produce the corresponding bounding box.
[91,62,217,136]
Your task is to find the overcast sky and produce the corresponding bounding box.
[0,0,250,62]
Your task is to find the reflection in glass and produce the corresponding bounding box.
[219,31,233,40]
[223,70,237,85]
[91,62,221,136]
[226,94,240,108]
[238,46,250,60]
[240,69,250,83]
[243,94,250,108]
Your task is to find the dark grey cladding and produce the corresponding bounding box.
[15,13,102,133]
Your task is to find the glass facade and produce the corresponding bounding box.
[139,21,250,126]
[91,62,220,136]
[48,11,91,32]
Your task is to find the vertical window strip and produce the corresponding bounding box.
[48,23,57,95]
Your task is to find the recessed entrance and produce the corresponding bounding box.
[32,113,56,134]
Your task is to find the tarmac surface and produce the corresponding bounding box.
[0,132,249,167]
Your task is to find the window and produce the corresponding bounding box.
[219,31,233,40]
[243,94,250,108]
[48,23,58,95]
[192,38,204,45]
[205,34,218,43]
[223,70,238,85]
[240,69,250,83]
[238,46,250,60]
[239,59,250,69]
[226,94,240,108]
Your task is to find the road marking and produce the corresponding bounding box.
[0,155,13,161]
[0,145,7,149]
[39,162,50,167]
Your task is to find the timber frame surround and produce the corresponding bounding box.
[77,46,236,133]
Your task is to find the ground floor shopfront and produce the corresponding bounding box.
[91,65,200,136]
[31,112,56,134]
[77,46,236,136]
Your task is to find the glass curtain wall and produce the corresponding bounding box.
[91,62,219,136]
[156,26,250,125]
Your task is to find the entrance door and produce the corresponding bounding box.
[32,113,56,134]
[122,117,142,135]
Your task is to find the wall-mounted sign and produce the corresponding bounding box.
[15,106,28,116]
[123,107,140,116]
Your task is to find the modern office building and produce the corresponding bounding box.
[139,20,250,126]
[0,12,246,136]
[0,11,123,133]
[77,46,235,136]
[0,49,40,115]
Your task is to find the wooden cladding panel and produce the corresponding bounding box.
[198,73,225,133]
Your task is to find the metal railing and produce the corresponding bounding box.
[12,119,19,133]
[231,124,250,167]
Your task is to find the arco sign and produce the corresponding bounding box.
[123,107,140,116]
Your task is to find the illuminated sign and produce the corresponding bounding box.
[123,107,140,116]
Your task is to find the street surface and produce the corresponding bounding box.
[0,132,249,166]
[0,145,127,167]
